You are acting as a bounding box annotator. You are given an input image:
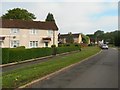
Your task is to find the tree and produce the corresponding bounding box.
[94,30,104,42]
[82,34,90,44]
[87,30,119,46]
[86,34,96,43]
[1,8,36,20]
[114,31,120,46]
[94,30,104,37]
[45,13,55,22]
[66,32,74,44]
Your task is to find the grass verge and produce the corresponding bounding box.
[2,46,101,88]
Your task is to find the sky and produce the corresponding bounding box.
[0,0,119,34]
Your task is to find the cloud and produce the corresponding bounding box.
[1,2,118,34]
[1,0,119,2]
[94,16,118,31]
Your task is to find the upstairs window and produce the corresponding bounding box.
[29,29,38,34]
[48,30,53,36]
[11,28,19,34]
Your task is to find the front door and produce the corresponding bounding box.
[11,40,19,48]
[45,42,48,47]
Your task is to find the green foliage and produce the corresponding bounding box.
[66,32,74,44]
[16,46,25,48]
[58,44,63,47]
[82,34,90,44]
[100,30,120,45]
[45,13,55,22]
[1,8,36,20]
[56,45,81,54]
[2,48,53,64]
[51,45,56,48]
[88,43,95,46]
[2,47,100,88]
[65,43,70,46]
[2,45,81,64]
[2,48,9,64]
[87,30,119,46]
[114,31,120,46]
[94,30,104,37]
[51,45,57,55]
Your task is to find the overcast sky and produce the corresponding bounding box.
[0,0,118,34]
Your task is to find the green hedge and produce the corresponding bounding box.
[56,46,80,54]
[2,48,9,64]
[2,48,53,64]
[2,46,81,64]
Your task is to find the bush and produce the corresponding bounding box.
[2,45,81,64]
[75,44,79,47]
[58,44,63,47]
[16,46,25,48]
[65,44,70,46]
[51,45,56,48]
[56,46,81,54]
[80,43,88,47]
[2,48,9,64]
[2,48,53,64]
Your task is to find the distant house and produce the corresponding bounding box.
[86,34,96,44]
[0,19,58,48]
[58,33,82,44]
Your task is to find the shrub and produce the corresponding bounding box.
[75,44,79,47]
[2,48,9,64]
[2,45,81,64]
[80,43,88,47]
[2,48,53,64]
[58,44,63,47]
[74,44,81,51]
[51,45,56,48]
[66,44,70,46]
[16,46,25,48]
[56,46,81,54]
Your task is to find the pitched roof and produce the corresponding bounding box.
[1,19,58,30]
[59,33,81,39]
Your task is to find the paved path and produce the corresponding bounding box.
[28,48,118,88]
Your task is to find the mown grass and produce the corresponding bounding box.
[2,46,101,88]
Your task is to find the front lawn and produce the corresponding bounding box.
[2,46,101,88]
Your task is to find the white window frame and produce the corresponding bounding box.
[29,29,37,34]
[10,28,19,34]
[10,40,19,48]
[29,41,38,48]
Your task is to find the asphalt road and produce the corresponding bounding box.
[28,48,118,88]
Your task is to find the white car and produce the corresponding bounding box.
[101,44,108,49]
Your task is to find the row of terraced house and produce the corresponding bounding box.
[0,19,83,48]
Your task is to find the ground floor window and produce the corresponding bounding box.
[29,41,38,48]
[11,40,19,48]
[45,42,48,47]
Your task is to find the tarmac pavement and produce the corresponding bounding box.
[28,48,118,88]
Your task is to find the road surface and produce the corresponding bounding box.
[28,48,118,88]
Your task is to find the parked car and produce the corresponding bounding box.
[101,44,108,49]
